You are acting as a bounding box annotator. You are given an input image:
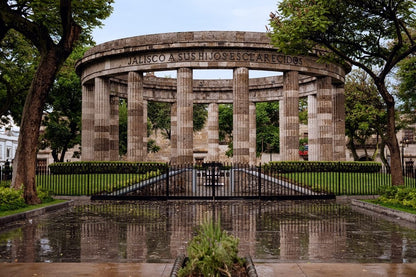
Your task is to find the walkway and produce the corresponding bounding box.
[1,263,416,276]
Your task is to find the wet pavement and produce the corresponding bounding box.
[1,200,416,276]
[1,262,416,276]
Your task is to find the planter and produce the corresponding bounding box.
[169,254,258,277]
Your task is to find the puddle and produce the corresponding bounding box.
[0,200,415,263]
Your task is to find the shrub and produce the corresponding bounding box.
[0,187,27,211]
[49,161,167,174]
[178,218,244,277]
[264,161,382,173]
[377,186,416,209]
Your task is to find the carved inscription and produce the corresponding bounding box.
[127,50,303,66]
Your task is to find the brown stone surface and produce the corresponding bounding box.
[77,31,349,164]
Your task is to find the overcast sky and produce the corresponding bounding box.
[91,0,279,79]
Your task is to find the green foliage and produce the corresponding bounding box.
[265,161,382,173]
[193,104,208,132]
[377,186,416,210]
[345,69,388,161]
[218,104,233,143]
[0,30,37,124]
[397,55,416,124]
[148,101,171,138]
[256,102,280,154]
[178,218,243,277]
[48,161,167,174]
[119,99,127,155]
[0,187,26,211]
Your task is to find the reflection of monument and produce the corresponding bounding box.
[308,219,347,260]
[279,220,309,260]
[126,224,147,262]
[76,31,349,165]
[81,221,120,262]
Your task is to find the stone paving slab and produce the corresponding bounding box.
[1,263,416,277]
[257,263,416,277]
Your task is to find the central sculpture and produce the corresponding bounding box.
[76,31,350,165]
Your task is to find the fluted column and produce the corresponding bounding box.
[249,102,257,165]
[109,96,119,161]
[143,100,148,160]
[207,103,219,162]
[94,77,110,161]
[127,71,145,161]
[233,67,249,164]
[171,102,177,164]
[280,71,300,161]
[177,68,194,164]
[308,94,318,161]
[333,85,346,161]
[81,84,94,161]
[317,77,334,160]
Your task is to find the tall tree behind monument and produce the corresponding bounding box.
[269,0,416,186]
[0,0,113,204]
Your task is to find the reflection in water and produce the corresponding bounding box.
[0,200,416,263]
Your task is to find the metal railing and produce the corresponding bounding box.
[30,162,416,200]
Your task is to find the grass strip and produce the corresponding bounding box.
[364,199,416,215]
[0,199,66,217]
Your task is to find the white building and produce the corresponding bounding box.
[0,126,19,166]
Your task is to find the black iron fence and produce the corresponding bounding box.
[31,162,416,200]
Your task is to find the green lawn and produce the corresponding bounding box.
[274,172,416,195]
[36,171,160,196]
[0,199,66,217]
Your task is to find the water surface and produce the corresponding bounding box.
[0,200,415,263]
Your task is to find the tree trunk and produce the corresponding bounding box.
[385,100,404,186]
[11,50,61,204]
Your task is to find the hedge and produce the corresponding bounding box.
[263,161,382,173]
[48,161,167,175]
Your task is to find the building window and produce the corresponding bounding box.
[403,129,415,142]
[6,147,11,159]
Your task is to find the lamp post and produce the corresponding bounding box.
[401,138,409,171]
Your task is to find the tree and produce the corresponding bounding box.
[0,30,37,125]
[0,0,113,204]
[345,69,388,164]
[39,46,86,162]
[256,102,280,155]
[269,0,416,185]
[397,54,416,123]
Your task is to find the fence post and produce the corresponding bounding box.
[338,161,341,195]
[211,164,216,200]
[166,163,170,199]
[258,164,262,199]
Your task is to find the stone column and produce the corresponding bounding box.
[308,94,318,161]
[207,103,219,162]
[109,96,119,161]
[81,84,94,161]
[280,71,300,161]
[143,100,148,160]
[127,71,145,161]
[333,85,346,161]
[233,67,250,164]
[170,102,177,164]
[249,102,257,165]
[176,68,194,164]
[317,77,334,160]
[94,77,110,161]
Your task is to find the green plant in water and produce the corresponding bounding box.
[178,217,244,277]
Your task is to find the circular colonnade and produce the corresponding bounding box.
[76,31,350,164]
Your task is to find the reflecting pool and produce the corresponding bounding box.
[0,200,416,263]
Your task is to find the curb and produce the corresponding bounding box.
[0,200,73,226]
[351,199,416,223]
